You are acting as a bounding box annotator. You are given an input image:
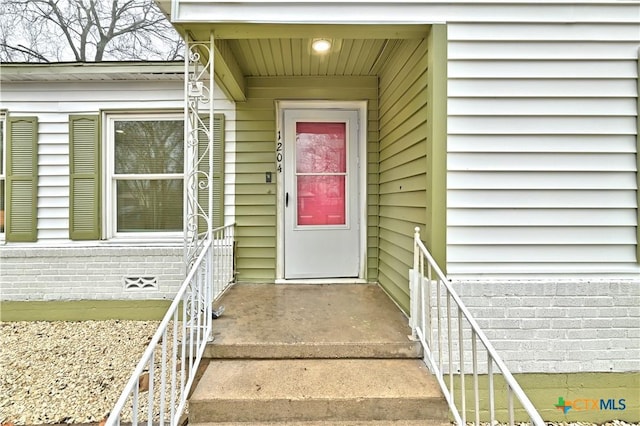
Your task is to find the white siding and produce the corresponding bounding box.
[0,79,236,243]
[446,21,640,278]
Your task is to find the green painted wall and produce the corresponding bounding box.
[377,39,429,311]
[425,25,448,270]
[0,300,172,321]
[235,76,379,282]
[449,372,640,423]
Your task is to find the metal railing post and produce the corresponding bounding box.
[410,227,421,339]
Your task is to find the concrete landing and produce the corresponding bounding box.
[189,359,448,423]
[206,284,421,359]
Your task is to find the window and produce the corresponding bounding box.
[106,114,184,237]
[0,114,5,237]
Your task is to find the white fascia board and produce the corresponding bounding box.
[0,62,184,82]
[173,2,640,24]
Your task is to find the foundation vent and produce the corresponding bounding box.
[124,276,159,291]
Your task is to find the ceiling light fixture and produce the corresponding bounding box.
[312,39,331,53]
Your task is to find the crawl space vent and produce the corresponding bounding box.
[124,276,159,291]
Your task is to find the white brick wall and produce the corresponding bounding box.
[451,280,640,373]
[0,246,184,301]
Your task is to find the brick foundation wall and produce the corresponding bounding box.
[451,280,640,373]
[0,246,185,301]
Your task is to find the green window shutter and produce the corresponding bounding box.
[636,49,640,263]
[212,114,225,228]
[69,115,101,240]
[198,114,225,231]
[6,117,38,242]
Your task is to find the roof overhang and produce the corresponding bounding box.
[159,0,640,26]
[0,61,185,82]
[167,22,430,102]
[184,23,430,40]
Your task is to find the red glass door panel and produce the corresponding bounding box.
[295,122,347,226]
[297,176,345,225]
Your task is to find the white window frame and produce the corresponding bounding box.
[104,112,184,241]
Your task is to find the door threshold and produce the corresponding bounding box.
[275,278,369,285]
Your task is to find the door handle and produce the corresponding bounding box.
[285,192,289,207]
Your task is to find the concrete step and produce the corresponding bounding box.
[189,359,448,423]
[204,341,421,359]
[206,284,422,359]
[192,421,450,425]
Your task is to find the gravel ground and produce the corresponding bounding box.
[0,321,637,426]
[0,320,160,425]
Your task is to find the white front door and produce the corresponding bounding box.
[283,108,360,279]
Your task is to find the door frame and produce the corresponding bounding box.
[275,100,368,283]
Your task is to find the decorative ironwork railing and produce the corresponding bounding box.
[184,37,215,271]
[105,224,234,426]
[410,227,545,426]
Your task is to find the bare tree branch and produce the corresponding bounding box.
[0,43,50,62]
[0,0,183,62]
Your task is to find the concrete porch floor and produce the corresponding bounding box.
[205,283,422,359]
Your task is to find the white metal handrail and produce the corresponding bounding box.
[105,223,235,426]
[410,227,544,426]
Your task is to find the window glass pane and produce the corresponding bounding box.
[0,180,4,233]
[0,120,3,175]
[297,175,345,226]
[117,179,183,232]
[115,120,183,174]
[296,122,346,173]
[0,120,4,234]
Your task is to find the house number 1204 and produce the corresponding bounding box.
[276,131,283,173]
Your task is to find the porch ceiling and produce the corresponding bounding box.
[227,38,400,78]
[176,23,429,101]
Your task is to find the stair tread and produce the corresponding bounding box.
[191,359,442,401]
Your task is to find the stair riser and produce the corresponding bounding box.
[190,421,450,426]
[204,343,422,359]
[190,398,448,423]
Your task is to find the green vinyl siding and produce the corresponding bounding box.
[378,38,429,311]
[69,115,101,240]
[6,116,38,242]
[377,27,447,312]
[236,76,379,282]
